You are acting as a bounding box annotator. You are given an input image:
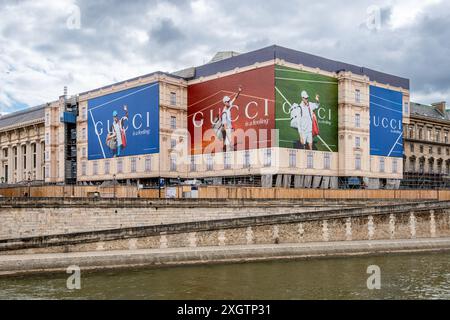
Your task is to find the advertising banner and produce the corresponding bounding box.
[88,83,160,160]
[369,85,403,157]
[188,66,275,155]
[275,65,338,152]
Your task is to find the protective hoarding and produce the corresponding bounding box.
[88,83,160,160]
[275,65,339,152]
[187,66,275,155]
[369,85,403,157]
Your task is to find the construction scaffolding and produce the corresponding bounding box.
[401,171,450,189]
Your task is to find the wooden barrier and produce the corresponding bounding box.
[0,185,447,200]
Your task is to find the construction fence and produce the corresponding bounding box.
[1,185,450,201]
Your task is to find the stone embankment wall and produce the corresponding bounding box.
[1,201,449,256]
[0,198,406,240]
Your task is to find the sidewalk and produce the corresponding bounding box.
[1,237,450,276]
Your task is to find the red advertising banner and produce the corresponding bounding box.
[188,65,275,155]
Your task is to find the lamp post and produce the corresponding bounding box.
[113,174,116,198]
[27,171,31,198]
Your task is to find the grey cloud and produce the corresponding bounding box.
[0,0,449,110]
[149,18,185,45]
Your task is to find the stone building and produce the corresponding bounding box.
[0,105,46,185]
[0,45,411,189]
[403,101,450,188]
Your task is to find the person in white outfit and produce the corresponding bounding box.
[290,90,320,150]
[221,87,242,152]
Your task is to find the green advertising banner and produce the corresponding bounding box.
[275,65,338,152]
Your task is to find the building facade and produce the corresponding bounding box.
[0,45,412,189]
[403,102,450,188]
[0,106,46,185]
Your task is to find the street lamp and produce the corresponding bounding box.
[113,174,116,198]
[27,171,31,198]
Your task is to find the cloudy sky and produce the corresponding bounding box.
[0,0,449,113]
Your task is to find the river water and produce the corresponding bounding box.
[0,252,449,300]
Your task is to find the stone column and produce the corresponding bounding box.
[7,146,13,184]
[26,142,32,180]
[36,141,42,181]
[17,144,23,182]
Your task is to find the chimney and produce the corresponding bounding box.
[432,101,447,115]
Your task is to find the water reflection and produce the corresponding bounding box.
[0,252,449,300]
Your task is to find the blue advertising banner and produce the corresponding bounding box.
[88,83,160,160]
[369,85,403,158]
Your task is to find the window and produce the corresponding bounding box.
[445,132,449,144]
[82,147,86,158]
[355,89,361,103]
[82,107,87,120]
[82,128,87,140]
[22,145,27,170]
[117,159,123,173]
[45,165,49,179]
[436,131,441,143]
[392,159,398,173]
[379,158,385,173]
[145,157,152,171]
[409,126,414,139]
[170,116,177,130]
[429,146,433,154]
[428,129,432,141]
[410,143,414,153]
[45,151,49,161]
[104,161,110,174]
[437,162,443,174]
[81,162,87,176]
[409,159,415,172]
[418,128,423,140]
[355,154,361,170]
[45,133,50,145]
[420,145,424,153]
[130,158,137,173]
[307,152,313,169]
[355,136,361,148]
[404,102,409,114]
[224,152,231,170]
[264,149,271,167]
[13,147,17,170]
[289,150,296,168]
[438,147,442,155]
[206,154,214,171]
[324,153,331,170]
[170,139,177,149]
[355,114,361,128]
[244,151,251,168]
[45,113,50,126]
[419,160,425,173]
[190,156,197,172]
[32,144,37,169]
[93,162,98,175]
[447,148,450,156]
[170,92,177,106]
[170,154,177,172]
